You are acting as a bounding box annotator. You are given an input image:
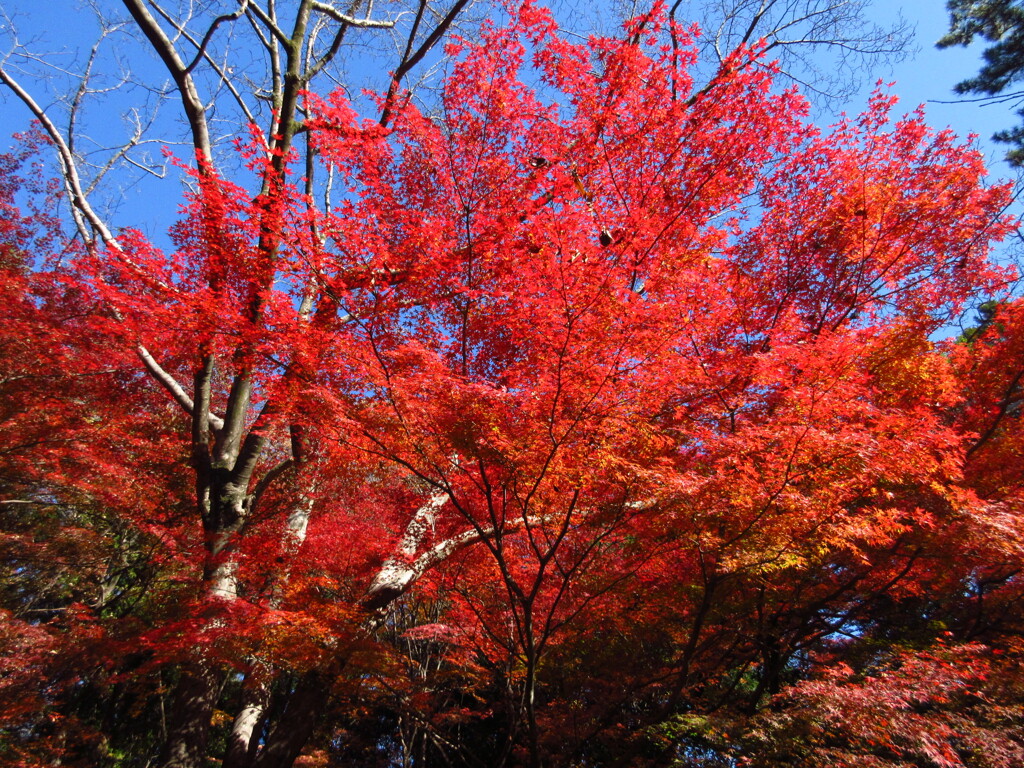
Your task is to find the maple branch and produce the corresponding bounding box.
[363,525,496,610]
[380,0,472,126]
[247,459,296,522]
[362,491,449,609]
[361,496,563,611]
[215,371,254,466]
[137,346,224,431]
[228,398,276,495]
[966,366,1024,458]
[186,371,215,543]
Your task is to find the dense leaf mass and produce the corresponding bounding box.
[2,3,1023,767]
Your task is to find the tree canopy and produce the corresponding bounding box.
[1,2,1023,767]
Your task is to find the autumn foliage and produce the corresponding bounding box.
[2,3,1024,767]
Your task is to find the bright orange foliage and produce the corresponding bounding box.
[2,4,1023,767]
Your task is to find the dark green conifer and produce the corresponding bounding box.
[939,0,1024,164]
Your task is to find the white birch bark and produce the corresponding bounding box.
[225,490,315,764]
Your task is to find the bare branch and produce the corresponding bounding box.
[244,1,293,48]
[305,15,350,81]
[310,1,395,28]
[136,346,225,431]
[380,0,472,126]
[183,0,251,75]
[83,110,150,197]
[146,2,262,136]
[0,63,115,244]
[121,0,213,164]
[658,0,913,107]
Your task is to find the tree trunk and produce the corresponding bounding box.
[251,671,327,768]
[223,674,270,768]
[158,665,221,768]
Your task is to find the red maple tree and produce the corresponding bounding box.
[2,3,1022,767]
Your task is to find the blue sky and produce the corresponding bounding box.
[0,2,1008,155]
[851,2,1018,184]
[0,1,1018,227]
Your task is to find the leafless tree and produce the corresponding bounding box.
[612,0,914,108]
[1,0,481,238]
